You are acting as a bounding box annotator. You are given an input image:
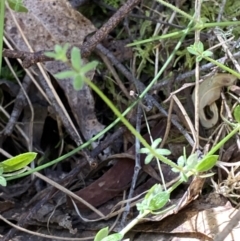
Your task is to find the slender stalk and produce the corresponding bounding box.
[156,0,194,20]
[206,124,240,156]
[137,19,194,105]
[85,78,179,169]
[204,56,240,78]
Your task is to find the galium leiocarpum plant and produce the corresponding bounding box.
[2,1,240,240]
[4,17,240,241]
[43,43,240,241]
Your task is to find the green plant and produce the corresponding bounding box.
[140,138,171,164]
[45,44,98,90]
[0,64,24,80]
[0,152,37,186]
[103,0,121,9]
[187,40,240,79]
[93,153,219,241]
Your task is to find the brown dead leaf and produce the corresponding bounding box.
[192,73,236,129]
[4,0,105,147]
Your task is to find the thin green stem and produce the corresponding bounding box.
[5,97,149,180]
[85,78,179,169]
[137,18,194,104]
[202,21,240,29]
[156,0,194,21]
[206,124,240,157]
[119,210,150,236]
[167,176,182,193]
[127,30,188,46]
[128,21,240,47]
[204,56,240,78]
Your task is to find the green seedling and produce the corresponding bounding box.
[45,44,98,90]
[140,138,171,164]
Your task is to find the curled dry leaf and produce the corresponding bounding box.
[192,73,237,129]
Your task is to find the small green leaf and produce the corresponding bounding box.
[55,44,62,53]
[136,201,147,213]
[196,55,203,62]
[137,184,170,213]
[177,156,185,167]
[148,184,163,202]
[195,41,204,52]
[144,184,162,200]
[186,153,198,169]
[7,0,28,12]
[81,61,98,74]
[0,176,7,186]
[71,47,82,72]
[0,152,37,173]
[187,46,198,56]
[171,167,180,173]
[102,233,123,241]
[45,44,69,62]
[151,138,162,149]
[148,191,169,211]
[139,148,150,154]
[62,43,70,53]
[195,155,218,172]
[94,227,109,241]
[73,75,84,90]
[155,148,171,156]
[137,205,145,213]
[144,154,154,164]
[54,71,75,79]
[234,105,240,123]
[44,52,57,58]
[202,50,213,57]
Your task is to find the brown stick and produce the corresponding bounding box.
[80,0,141,57]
